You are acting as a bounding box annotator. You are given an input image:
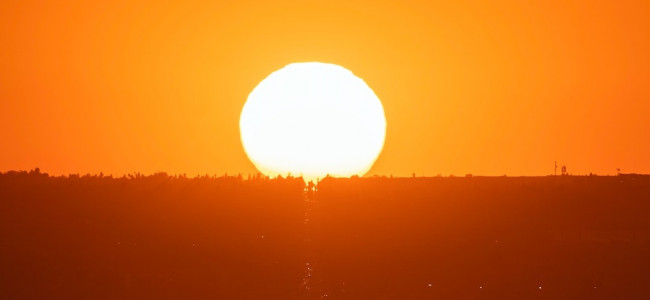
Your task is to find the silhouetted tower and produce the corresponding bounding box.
[554,161,558,176]
[561,165,567,176]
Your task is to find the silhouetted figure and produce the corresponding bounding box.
[307,180,316,192]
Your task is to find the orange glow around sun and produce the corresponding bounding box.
[0,0,649,177]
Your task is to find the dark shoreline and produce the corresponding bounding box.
[1,172,649,299]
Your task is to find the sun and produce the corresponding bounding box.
[239,62,386,182]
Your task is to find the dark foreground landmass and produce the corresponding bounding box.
[1,171,649,299]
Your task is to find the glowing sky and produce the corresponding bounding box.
[1,0,648,176]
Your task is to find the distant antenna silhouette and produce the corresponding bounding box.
[554,161,558,176]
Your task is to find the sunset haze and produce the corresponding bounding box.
[1,0,648,177]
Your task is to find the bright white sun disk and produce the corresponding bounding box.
[239,62,386,182]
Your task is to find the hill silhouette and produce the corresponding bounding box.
[1,170,649,299]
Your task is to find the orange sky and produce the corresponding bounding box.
[1,0,648,177]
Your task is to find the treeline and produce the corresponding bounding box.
[2,172,650,299]
[0,170,306,299]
